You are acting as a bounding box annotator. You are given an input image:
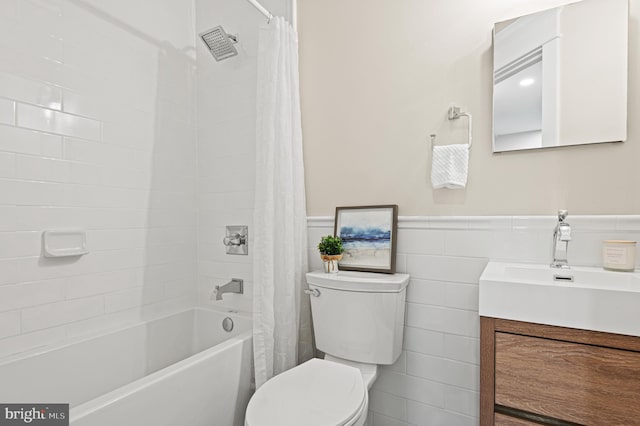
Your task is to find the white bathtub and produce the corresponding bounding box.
[0,308,253,426]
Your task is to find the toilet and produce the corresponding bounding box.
[245,270,410,426]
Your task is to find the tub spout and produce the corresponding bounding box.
[211,278,244,301]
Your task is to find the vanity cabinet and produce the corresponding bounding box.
[480,317,640,425]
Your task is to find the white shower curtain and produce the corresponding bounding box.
[252,16,313,389]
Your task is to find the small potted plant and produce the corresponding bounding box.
[318,235,344,274]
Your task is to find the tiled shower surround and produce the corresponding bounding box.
[0,0,198,358]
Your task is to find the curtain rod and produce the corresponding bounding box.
[245,0,273,23]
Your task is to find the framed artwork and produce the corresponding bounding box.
[334,205,398,274]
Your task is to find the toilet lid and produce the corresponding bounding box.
[245,358,366,426]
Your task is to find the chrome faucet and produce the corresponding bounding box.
[551,210,571,269]
[211,278,244,301]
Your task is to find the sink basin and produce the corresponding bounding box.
[479,262,640,337]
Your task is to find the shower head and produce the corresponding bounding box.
[199,25,238,61]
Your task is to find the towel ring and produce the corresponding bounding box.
[430,106,472,150]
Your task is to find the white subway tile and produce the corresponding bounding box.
[0,18,63,62]
[63,137,105,163]
[0,326,66,359]
[69,162,101,185]
[406,400,476,426]
[406,352,479,390]
[146,262,194,285]
[23,0,63,17]
[0,42,60,83]
[403,327,445,357]
[199,190,254,211]
[369,390,407,421]
[65,308,141,340]
[140,295,194,319]
[65,268,144,299]
[371,413,410,426]
[406,279,445,306]
[445,387,479,418]
[444,230,492,257]
[405,255,487,284]
[199,260,253,282]
[0,311,20,339]
[0,206,16,231]
[14,206,85,231]
[0,71,62,109]
[17,103,102,141]
[198,116,254,159]
[0,231,40,258]
[104,286,164,313]
[16,249,144,285]
[15,155,70,182]
[570,231,608,267]
[0,0,19,21]
[407,279,478,311]
[373,370,445,407]
[0,178,65,206]
[18,0,63,38]
[102,167,150,189]
[444,283,478,311]
[0,98,15,124]
[164,279,193,299]
[0,279,64,312]
[0,258,20,285]
[616,216,640,231]
[308,248,323,271]
[406,304,479,338]
[62,89,113,121]
[21,296,104,332]
[489,230,549,264]
[394,254,407,273]
[87,229,146,251]
[444,334,480,365]
[0,124,62,158]
[396,228,445,255]
[0,151,15,177]
[198,154,256,193]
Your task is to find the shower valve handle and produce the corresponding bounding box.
[223,233,246,246]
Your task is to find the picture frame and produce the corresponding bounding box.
[334,205,398,274]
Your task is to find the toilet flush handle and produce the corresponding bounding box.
[304,288,321,297]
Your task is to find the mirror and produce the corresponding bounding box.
[492,0,628,152]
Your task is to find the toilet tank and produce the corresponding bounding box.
[306,271,410,365]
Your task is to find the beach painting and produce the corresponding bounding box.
[334,205,398,273]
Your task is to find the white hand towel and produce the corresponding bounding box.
[430,144,469,189]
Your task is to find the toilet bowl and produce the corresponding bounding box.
[245,271,410,426]
[245,358,369,426]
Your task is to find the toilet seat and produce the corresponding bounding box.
[245,358,366,426]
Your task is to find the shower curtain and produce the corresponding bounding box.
[252,16,313,389]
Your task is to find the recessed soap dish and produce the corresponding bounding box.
[42,230,89,258]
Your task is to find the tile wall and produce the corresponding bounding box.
[195,0,289,313]
[308,215,640,426]
[0,0,198,359]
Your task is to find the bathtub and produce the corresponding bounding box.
[0,308,253,426]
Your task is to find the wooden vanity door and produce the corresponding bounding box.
[481,317,640,426]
